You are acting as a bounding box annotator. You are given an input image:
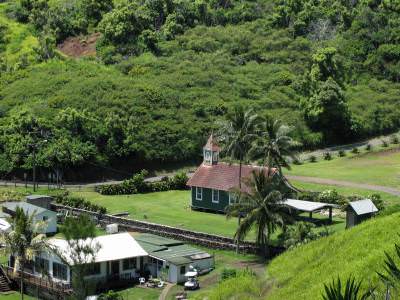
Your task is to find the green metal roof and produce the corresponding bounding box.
[136,233,212,266]
[2,202,52,215]
[135,233,183,247]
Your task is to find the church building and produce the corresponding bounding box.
[187,135,272,213]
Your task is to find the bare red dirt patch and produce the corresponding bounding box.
[57,33,100,58]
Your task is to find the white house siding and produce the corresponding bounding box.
[168,264,190,283]
[35,211,57,234]
[33,252,71,284]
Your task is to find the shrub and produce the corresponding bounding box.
[338,150,346,157]
[55,196,107,214]
[221,268,238,281]
[292,158,302,165]
[298,191,320,202]
[97,170,189,195]
[365,144,372,151]
[381,140,389,147]
[390,135,399,144]
[323,152,332,160]
[283,222,319,249]
[318,189,344,205]
[99,291,122,300]
[309,155,317,163]
[369,193,385,211]
[351,147,359,154]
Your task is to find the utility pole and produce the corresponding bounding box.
[32,145,36,192]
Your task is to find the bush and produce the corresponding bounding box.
[323,152,332,160]
[351,147,359,154]
[55,196,107,214]
[309,155,317,163]
[97,170,189,195]
[221,268,238,281]
[381,140,389,147]
[369,193,385,211]
[365,144,372,151]
[338,150,346,157]
[298,191,320,202]
[390,135,399,144]
[318,189,345,205]
[292,158,302,165]
[99,291,122,300]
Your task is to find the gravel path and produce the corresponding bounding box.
[287,175,400,196]
[159,283,175,300]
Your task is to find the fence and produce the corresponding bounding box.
[52,204,285,256]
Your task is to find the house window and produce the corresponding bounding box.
[212,189,219,203]
[34,257,49,274]
[229,193,237,205]
[86,262,101,276]
[53,262,68,281]
[42,216,48,221]
[123,258,137,270]
[180,266,186,275]
[204,150,211,164]
[196,187,202,201]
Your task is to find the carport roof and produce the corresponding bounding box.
[283,199,337,212]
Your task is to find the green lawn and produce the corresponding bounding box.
[72,190,241,238]
[114,286,161,300]
[267,212,400,300]
[288,146,400,188]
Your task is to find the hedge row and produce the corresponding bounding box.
[97,170,188,195]
[54,195,107,214]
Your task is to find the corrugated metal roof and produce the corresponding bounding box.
[135,233,182,247]
[48,233,148,265]
[136,233,211,266]
[349,199,378,215]
[284,199,337,212]
[2,202,51,215]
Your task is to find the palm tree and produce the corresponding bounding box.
[218,106,259,189]
[251,117,299,176]
[322,277,374,300]
[226,170,292,258]
[377,242,400,297]
[1,207,47,300]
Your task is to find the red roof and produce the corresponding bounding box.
[203,135,221,152]
[187,162,275,192]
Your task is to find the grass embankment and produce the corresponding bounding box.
[0,2,38,64]
[267,212,400,300]
[289,146,400,188]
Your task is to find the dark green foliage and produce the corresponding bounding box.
[381,140,389,148]
[323,152,332,160]
[55,196,107,214]
[390,135,399,144]
[302,78,352,143]
[2,0,400,176]
[99,291,122,300]
[220,268,238,281]
[378,243,400,289]
[282,222,330,249]
[97,170,189,195]
[365,144,372,151]
[322,277,373,300]
[338,150,346,157]
[309,155,317,163]
[351,147,359,154]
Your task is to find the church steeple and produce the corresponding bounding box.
[203,134,220,165]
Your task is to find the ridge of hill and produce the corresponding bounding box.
[266,212,400,299]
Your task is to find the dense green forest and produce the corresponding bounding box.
[0,0,400,180]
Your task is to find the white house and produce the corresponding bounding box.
[28,233,148,285]
[2,202,57,234]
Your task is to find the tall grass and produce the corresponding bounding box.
[267,213,400,300]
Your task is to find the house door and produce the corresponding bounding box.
[111,261,120,275]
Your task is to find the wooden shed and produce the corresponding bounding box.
[346,199,378,229]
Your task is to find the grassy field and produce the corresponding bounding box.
[266,212,400,300]
[72,190,242,238]
[288,146,400,188]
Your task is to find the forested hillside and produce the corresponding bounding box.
[0,0,400,179]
